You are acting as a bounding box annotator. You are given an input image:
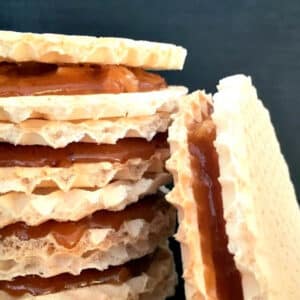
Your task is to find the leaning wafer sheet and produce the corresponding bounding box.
[213,75,300,300]
[0,86,187,123]
[166,91,215,300]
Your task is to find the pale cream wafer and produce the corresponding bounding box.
[0,149,169,194]
[0,113,170,147]
[0,200,175,280]
[0,86,187,123]
[0,244,176,300]
[167,77,300,300]
[0,30,187,70]
[166,91,215,300]
[0,173,171,227]
[212,75,300,300]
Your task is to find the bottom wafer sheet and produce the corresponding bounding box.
[0,244,176,300]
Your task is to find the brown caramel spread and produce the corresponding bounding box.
[0,251,155,296]
[188,111,244,299]
[0,194,169,248]
[0,133,167,167]
[0,62,167,97]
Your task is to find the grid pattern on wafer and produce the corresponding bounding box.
[213,74,300,300]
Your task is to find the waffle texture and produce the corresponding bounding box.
[0,173,171,227]
[0,114,170,147]
[166,91,215,300]
[0,204,175,280]
[0,31,187,70]
[213,75,300,300]
[0,149,169,194]
[0,86,187,123]
[0,245,177,300]
[167,75,300,300]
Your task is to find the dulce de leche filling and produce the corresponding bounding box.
[0,62,167,97]
[0,133,167,167]
[188,112,244,299]
[0,251,156,297]
[0,194,168,249]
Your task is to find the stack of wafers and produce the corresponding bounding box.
[0,31,187,300]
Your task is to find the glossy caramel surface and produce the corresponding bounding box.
[0,133,167,167]
[0,251,154,296]
[188,115,244,300]
[0,194,168,248]
[0,63,167,96]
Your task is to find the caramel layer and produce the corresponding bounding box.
[0,133,167,167]
[0,194,168,248]
[0,251,155,297]
[188,112,243,299]
[0,63,167,96]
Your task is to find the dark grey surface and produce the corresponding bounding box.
[1,0,298,198]
[0,1,299,299]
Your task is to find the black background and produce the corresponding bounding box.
[1,1,299,299]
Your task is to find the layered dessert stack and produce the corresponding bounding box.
[0,31,187,299]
